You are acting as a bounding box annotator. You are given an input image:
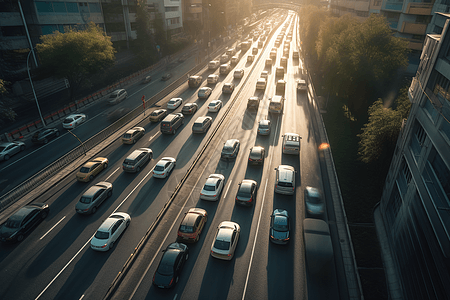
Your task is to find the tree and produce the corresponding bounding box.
[0,79,17,126]
[36,22,116,101]
[132,0,159,66]
[357,87,411,163]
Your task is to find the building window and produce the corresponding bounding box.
[66,2,78,13]
[165,6,178,12]
[373,0,381,5]
[52,2,66,13]
[416,15,431,24]
[0,26,26,37]
[166,17,180,26]
[397,159,412,198]
[423,98,439,122]
[386,184,402,228]
[422,147,450,236]
[35,1,54,13]
[440,115,450,141]
[89,3,101,13]
[410,120,426,163]
[433,72,450,102]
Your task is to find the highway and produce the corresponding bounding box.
[0,10,341,300]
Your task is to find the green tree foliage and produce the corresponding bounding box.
[36,22,116,100]
[132,0,159,66]
[358,87,411,163]
[0,79,17,125]
[299,6,330,64]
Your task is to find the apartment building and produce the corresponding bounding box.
[375,11,450,299]
[329,0,440,74]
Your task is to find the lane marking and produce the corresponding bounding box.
[105,167,121,181]
[223,180,232,199]
[35,168,156,299]
[79,295,84,300]
[40,216,66,240]
[242,179,268,300]
[148,132,159,142]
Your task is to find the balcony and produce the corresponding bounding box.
[400,22,427,35]
[405,3,432,15]
[383,1,403,11]
[409,40,424,50]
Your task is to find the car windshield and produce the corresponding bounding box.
[80,197,91,204]
[109,94,117,98]
[5,219,21,228]
[307,193,321,203]
[168,100,176,104]
[94,231,109,239]
[63,118,73,124]
[214,239,230,250]
[250,151,261,159]
[237,186,251,197]
[259,124,269,129]
[193,123,202,128]
[278,182,293,187]
[151,111,159,116]
[179,225,194,233]
[123,134,132,139]
[273,216,288,231]
[158,262,174,276]
[203,184,216,191]
[154,165,165,171]
[123,159,135,166]
[222,147,233,154]
[79,167,90,173]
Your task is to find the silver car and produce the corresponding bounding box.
[108,89,127,105]
[76,182,113,214]
[211,221,240,260]
[304,186,325,217]
[0,141,26,161]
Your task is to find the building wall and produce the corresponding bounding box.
[379,12,450,299]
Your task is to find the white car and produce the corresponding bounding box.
[200,174,225,201]
[0,141,26,161]
[63,113,86,129]
[233,69,244,79]
[198,87,212,99]
[208,100,223,112]
[261,71,269,78]
[207,74,219,84]
[211,221,240,260]
[91,212,131,251]
[152,157,176,178]
[167,98,183,110]
[108,89,127,105]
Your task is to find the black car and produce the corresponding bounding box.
[153,242,189,288]
[161,73,172,81]
[270,209,290,244]
[235,179,258,206]
[0,203,49,243]
[31,128,60,144]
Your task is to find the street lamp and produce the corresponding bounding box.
[27,48,46,127]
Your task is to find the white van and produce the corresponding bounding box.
[269,95,284,114]
[282,133,301,154]
[208,60,220,70]
[219,64,231,75]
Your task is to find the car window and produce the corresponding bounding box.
[216,180,221,189]
[180,224,194,233]
[231,231,237,243]
[95,231,109,239]
[94,189,104,200]
[80,196,91,204]
[92,163,101,171]
[214,239,230,250]
[194,216,201,228]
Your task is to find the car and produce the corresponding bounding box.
[293,51,299,59]
[221,139,240,160]
[219,54,229,63]
[161,73,172,81]
[122,148,153,173]
[235,179,258,206]
[222,83,235,94]
[230,56,239,65]
[177,208,208,242]
[303,219,334,274]
[257,119,271,135]
[75,182,113,214]
[265,58,272,66]
[198,87,212,99]
[62,113,86,129]
[149,109,168,122]
[269,209,290,245]
[305,186,325,217]
[0,141,26,161]
[188,75,202,87]
[234,69,244,79]
[247,55,255,62]
[0,203,49,243]
[246,97,260,111]
[208,60,220,69]
[192,116,212,133]
[160,113,184,134]
[261,71,269,78]
[153,242,189,288]
[107,107,130,122]
[182,103,198,115]
[167,98,183,110]
[248,146,265,165]
[207,74,219,84]
[256,78,266,90]
[200,174,225,201]
[121,127,145,144]
[76,157,108,182]
[274,165,296,195]
[152,157,176,178]
[90,212,130,251]
[108,89,127,105]
[208,100,223,112]
[211,221,240,260]
[142,75,152,83]
[297,79,307,91]
[258,41,263,48]
[31,128,60,144]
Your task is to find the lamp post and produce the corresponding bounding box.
[27,48,46,127]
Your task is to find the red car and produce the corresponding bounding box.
[177,208,208,243]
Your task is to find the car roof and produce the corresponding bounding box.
[195,116,210,123]
[224,139,238,147]
[10,206,38,221]
[259,119,270,125]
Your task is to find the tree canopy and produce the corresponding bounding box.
[357,87,411,163]
[0,79,17,126]
[36,22,116,100]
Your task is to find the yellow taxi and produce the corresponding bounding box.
[76,157,109,182]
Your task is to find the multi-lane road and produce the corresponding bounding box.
[0,10,342,300]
